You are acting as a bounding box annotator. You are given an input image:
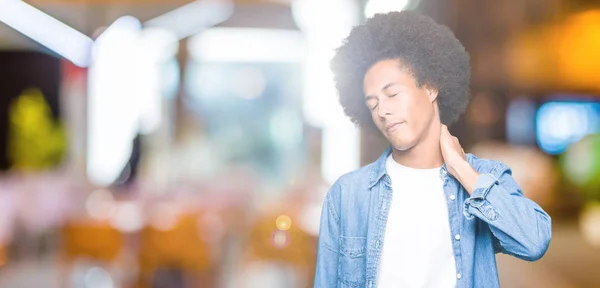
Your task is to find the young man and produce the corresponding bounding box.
[314,11,551,288]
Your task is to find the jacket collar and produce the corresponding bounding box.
[368,146,392,189]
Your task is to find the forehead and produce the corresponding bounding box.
[363,59,416,94]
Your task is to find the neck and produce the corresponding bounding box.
[391,119,443,169]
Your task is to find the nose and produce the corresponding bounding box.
[376,98,392,119]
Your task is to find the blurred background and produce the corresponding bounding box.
[0,0,600,287]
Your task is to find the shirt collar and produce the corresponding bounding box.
[368,146,451,189]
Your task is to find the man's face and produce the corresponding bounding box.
[363,59,438,151]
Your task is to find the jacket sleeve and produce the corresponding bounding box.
[463,163,552,261]
[314,183,341,287]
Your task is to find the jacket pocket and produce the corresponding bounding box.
[338,236,367,287]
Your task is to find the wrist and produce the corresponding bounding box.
[451,160,479,194]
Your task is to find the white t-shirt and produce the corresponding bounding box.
[377,155,457,288]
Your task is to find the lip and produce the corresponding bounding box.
[385,121,405,132]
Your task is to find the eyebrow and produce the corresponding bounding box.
[382,83,396,91]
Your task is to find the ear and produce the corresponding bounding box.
[424,85,439,102]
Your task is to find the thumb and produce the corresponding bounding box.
[440,124,449,135]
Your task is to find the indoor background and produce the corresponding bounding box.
[0,0,600,287]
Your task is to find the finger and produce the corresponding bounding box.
[441,125,449,135]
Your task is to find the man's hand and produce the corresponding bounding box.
[440,124,479,194]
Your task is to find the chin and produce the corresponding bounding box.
[379,128,417,152]
[388,138,417,152]
[390,143,414,152]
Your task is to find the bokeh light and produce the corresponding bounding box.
[560,134,600,198]
[149,202,180,231]
[580,203,600,248]
[109,202,144,233]
[271,230,290,249]
[536,101,600,155]
[275,215,292,231]
[297,203,321,236]
[85,189,117,220]
[84,266,115,288]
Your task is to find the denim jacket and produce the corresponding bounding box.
[314,147,552,288]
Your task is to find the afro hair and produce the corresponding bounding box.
[331,11,471,128]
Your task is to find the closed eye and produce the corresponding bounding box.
[365,96,378,111]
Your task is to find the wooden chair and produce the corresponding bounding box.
[137,212,215,288]
[60,220,126,287]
